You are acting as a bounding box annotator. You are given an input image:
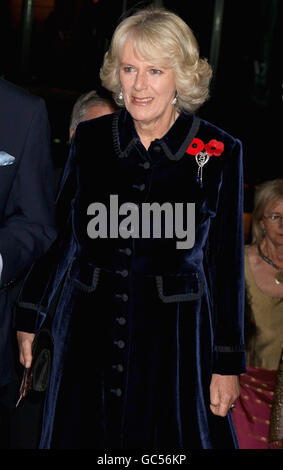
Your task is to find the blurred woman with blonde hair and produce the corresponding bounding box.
[232,179,283,449]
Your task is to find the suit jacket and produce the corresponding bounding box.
[15,109,246,449]
[0,79,57,386]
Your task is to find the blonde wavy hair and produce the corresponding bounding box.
[252,179,283,245]
[100,7,212,113]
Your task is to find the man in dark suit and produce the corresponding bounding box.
[0,78,57,446]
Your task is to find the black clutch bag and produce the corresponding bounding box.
[16,323,54,407]
[30,326,54,392]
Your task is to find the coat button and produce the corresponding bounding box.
[132,183,145,191]
[118,248,132,256]
[139,161,150,170]
[114,340,125,349]
[112,364,124,372]
[110,388,122,397]
[116,269,128,278]
[115,293,128,302]
[116,316,126,325]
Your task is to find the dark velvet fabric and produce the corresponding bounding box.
[15,109,246,449]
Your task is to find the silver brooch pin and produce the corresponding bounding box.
[195,152,210,187]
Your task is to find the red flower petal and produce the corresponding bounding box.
[204,139,224,156]
[186,138,204,156]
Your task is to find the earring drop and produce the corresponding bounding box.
[172,94,178,105]
[118,90,124,101]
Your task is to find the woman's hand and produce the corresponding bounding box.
[209,373,240,417]
[17,331,35,368]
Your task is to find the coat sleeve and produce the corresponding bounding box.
[14,131,79,333]
[0,99,57,288]
[205,138,246,375]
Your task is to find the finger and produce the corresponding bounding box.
[210,403,220,415]
[210,385,220,409]
[217,394,235,417]
[20,341,33,368]
[19,351,25,367]
[23,357,32,369]
[210,403,230,417]
[17,332,35,368]
[23,352,33,369]
[210,397,231,417]
[218,402,230,417]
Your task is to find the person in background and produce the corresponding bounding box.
[0,78,56,448]
[15,7,245,449]
[232,179,283,449]
[54,90,117,192]
[69,90,117,139]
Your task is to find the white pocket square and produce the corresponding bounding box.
[0,151,15,166]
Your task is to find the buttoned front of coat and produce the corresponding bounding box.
[16,109,246,449]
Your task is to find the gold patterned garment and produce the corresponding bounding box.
[245,247,283,371]
[269,348,283,447]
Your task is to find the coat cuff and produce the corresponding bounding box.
[212,345,246,375]
[14,303,46,333]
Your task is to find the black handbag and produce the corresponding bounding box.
[30,324,54,392]
[16,317,54,407]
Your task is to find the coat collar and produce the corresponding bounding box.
[112,108,200,162]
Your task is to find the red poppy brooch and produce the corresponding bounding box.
[186,138,224,187]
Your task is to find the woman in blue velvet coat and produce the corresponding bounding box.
[15,7,246,449]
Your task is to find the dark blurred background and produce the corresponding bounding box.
[0,0,282,215]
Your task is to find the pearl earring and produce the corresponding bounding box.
[118,90,123,101]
